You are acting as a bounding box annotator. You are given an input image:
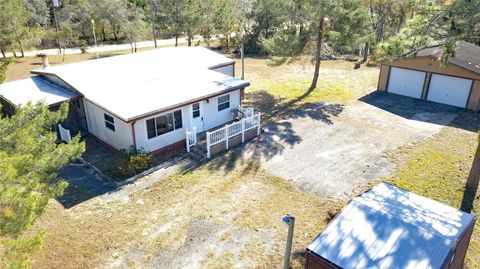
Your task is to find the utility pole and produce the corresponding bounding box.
[150,0,158,48]
[52,0,60,54]
[282,214,295,269]
[91,19,99,59]
[241,41,245,80]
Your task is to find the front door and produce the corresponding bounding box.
[191,102,204,133]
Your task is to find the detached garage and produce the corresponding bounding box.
[378,41,480,110]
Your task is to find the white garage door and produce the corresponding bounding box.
[427,74,472,108]
[388,67,426,99]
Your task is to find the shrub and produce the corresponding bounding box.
[128,151,153,174]
[109,148,153,179]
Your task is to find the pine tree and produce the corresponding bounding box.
[0,102,85,268]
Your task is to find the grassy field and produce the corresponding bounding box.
[236,57,379,123]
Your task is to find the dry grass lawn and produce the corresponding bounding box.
[29,156,342,269]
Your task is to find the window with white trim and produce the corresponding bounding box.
[104,113,115,131]
[217,94,230,111]
[146,110,183,139]
[192,103,200,118]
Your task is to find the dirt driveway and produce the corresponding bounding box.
[243,92,463,198]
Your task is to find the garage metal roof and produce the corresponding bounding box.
[417,41,480,75]
[0,76,78,107]
[27,46,247,122]
[307,183,475,269]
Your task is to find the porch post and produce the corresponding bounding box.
[206,132,211,158]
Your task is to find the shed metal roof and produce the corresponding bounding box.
[0,76,78,107]
[307,183,475,269]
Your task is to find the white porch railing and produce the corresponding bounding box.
[206,113,261,158]
[58,124,72,143]
[239,106,254,118]
[185,126,197,152]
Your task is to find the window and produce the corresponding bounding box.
[104,113,115,131]
[217,95,230,111]
[146,110,183,139]
[192,103,200,118]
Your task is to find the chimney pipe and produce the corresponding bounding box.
[37,53,49,68]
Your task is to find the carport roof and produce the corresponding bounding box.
[307,183,475,269]
[0,76,78,107]
[417,41,480,75]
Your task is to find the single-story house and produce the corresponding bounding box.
[377,41,480,109]
[305,183,476,269]
[0,47,251,154]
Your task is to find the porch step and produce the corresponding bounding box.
[188,144,207,162]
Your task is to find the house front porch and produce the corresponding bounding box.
[185,106,261,160]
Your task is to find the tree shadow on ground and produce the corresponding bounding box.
[459,114,480,213]
[208,88,345,174]
[359,91,469,129]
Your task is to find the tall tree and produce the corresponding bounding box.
[0,102,85,268]
[0,0,34,57]
[124,5,147,52]
[55,24,78,62]
[377,0,479,59]
[262,0,370,90]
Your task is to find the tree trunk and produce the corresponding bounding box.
[62,47,66,62]
[354,42,370,69]
[102,28,106,42]
[175,35,178,47]
[18,41,24,58]
[462,134,480,212]
[0,47,5,58]
[187,35,192,47]
[309,17,325,91]
[12,50,17,58]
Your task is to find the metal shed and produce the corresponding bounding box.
[305,183,476,269]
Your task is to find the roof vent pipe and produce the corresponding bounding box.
[37,53,49,68]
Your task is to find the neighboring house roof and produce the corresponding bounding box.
[417,41,480,74]
[307,183,475,269]
[0,76,79,107]
[1,47,248,121]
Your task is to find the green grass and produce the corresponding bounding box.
[260,79,354,105]
[385,123,480,268]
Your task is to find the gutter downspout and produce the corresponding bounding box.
[131,121,137,151]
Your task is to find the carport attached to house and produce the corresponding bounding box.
[377,41,480,109]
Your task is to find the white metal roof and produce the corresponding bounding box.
[0,76,78,107]
[307,183,475,269]
[28,46,247,121]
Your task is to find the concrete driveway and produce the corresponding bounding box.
[243,92,463,198]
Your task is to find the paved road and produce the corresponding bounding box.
[2,36,202,58]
